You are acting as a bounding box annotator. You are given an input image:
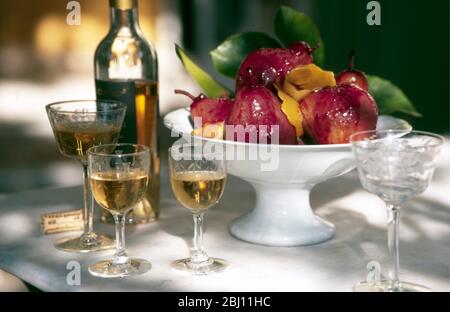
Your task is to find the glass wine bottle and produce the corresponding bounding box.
[94,0,159,224]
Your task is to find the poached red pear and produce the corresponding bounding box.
[336,50,369,91]
[299,84,378,144]
[236,41,315,90]
[175,89,234,125]
[226,86,297,144]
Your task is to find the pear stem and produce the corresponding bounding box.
[348,50,355,71]
[311,42,321,53]
[174,89,196,101]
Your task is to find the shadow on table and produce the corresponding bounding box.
[312,170,449,283]
[305,197,449,287]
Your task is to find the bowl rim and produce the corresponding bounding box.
[163,108,412,151]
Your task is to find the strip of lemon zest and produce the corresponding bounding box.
[275,83,304,137]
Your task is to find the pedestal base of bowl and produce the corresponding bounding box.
[230,183,335,247]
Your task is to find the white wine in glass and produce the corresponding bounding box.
[88,143,152,278]
[91,171,148,214]
[169,144,228,275]
[46,100,126,253]
[53,123,121,162]
[171,171,226,212]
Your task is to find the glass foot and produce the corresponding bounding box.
[88,258,151,278]
[172,257,228,275]
[54,234,115,253]
[353,280,431,292]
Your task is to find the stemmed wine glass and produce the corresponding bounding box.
[169,143,228,275]
[88,143,152,278]
[350,130,444,292]
[46,100,126,252]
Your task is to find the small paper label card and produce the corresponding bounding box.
[41,209,84,234]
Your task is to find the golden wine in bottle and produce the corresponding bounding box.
[53,123,121,163]
[171,171,226,212]
[95,0,159,223]
[90,171,148,214]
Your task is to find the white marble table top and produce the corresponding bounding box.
[0,144,449,292]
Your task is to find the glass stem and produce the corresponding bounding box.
[113,214,129,265]
[386,204,401,289]
[81,164,96,244]
[191,213,208,264]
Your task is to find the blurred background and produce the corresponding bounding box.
[0,0,448,194]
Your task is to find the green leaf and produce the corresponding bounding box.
[274,6,325,66]
[367,75,422,117]
[175,44,231,98]
[210,32,281,79]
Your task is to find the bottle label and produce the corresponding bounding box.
[95,79,137,143]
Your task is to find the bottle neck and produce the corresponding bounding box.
[109,6,141,35]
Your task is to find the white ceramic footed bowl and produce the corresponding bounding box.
[164,108,411,246]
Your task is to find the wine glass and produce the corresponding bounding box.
[350,130,444,292]
[46,100,126,252]
[169,143,228,275]
[87,143,151,278]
